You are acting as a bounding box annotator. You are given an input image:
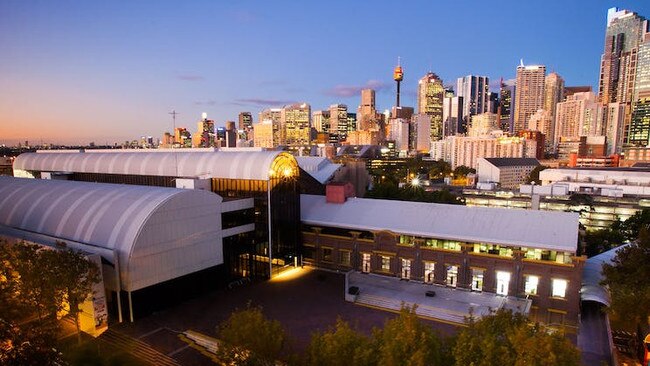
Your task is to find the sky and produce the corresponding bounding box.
[2,0,650,146]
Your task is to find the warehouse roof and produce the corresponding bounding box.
[0,176,223,291]
[300,194,579,252]
[13,150,298,181]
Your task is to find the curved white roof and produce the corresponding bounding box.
[14,150,294,180]
[301,194,579,252]
[580,244,629,306]
[0,176,223,291]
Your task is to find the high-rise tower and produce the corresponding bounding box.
[514,63,546,135]
[393,58,403,107]
[598,8,649,152]
[417,72,445,141]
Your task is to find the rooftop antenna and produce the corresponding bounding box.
[520,59,524,67]
[168,109,180,176]
[169,109,179,132]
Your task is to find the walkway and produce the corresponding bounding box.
[347,271,531,325]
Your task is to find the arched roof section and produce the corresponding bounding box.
[0,177,223,291]
[14,150,298,181]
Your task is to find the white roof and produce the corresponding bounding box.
[0,176,223,291]
[300,194,579,252]
[295,156,342,184]
[580,244,628,306]
[14,150,295,181]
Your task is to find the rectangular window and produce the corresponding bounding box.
[381,256,391,272]
[322,248,333,262]
[401,258,411,279]
[446,265,458,287]
[524,275,539,295]
[340,251,351,266]
[424,262,435,283]
[551,278,567,298]
[471,269,484,291]
[399,235,415,246]
[496,271,511,296]
[362,253,371,273]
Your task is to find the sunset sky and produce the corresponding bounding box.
[2,0,650,145]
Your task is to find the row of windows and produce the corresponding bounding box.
[308,247,570,299]
[309,226,573,264]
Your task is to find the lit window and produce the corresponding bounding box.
[471,269,484,291]
[446,265,458,287]
[552,279,567,298]
[381,256,391,271]
[340,251,351,266]
[322,248,332,262]
[424,262,435,283]
[401,258,411,279]
[524,275,539,295]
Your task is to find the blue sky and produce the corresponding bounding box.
[2,0,650,145]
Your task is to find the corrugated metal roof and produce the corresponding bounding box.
[300,194,579,252]
[580,245,628,306]
[0,176,223,291]
[295,156,342,184]
[14,150,294,180]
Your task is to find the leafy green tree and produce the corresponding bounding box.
[601,228,650,332]
[526,165,548,184]
[453,309,580,366]
[619,209,650,241]
[50,245,100,344]
[429,160,452,180]
[452,165,475,178]
[0,318,64,366]
[216,304,285,365]
[581,228,624,257]
[373,305,454,366]
[306,318,375,366]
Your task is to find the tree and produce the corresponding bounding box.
[453,309,580,366]
[452,165,475,178]
[526,165,548,184]
[429,160,452,180]
[373,305,453,366]
[619,209,650,242]
[0,318,64,366]
[50,246,100,344]
[306,318,375,366]
[601,228,650,332]
[216,304,285,365]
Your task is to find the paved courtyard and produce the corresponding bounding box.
[107,267,459,365]
[348,271,531,324]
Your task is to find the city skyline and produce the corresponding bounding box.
[2,1,650,145]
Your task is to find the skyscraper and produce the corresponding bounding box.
[499,79,515,134]
[544,72,565,150]
[329,104,348,143]
[555,92,603,143]
[357,89,379,131]
[599,8,649,148]
[312,110,330,133]
[442,96,464,135]
[418,72,445,141]
[281,103,311,147]
[456,75,490,123]
[194,113,215,148]
[259,108,282,146]
[238,112,253,131]
[599,8,648,105]
[629,34,650,146]
[514,63,546,135]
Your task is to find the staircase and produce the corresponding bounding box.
[355,293,467,325]
[98,328,180,366]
